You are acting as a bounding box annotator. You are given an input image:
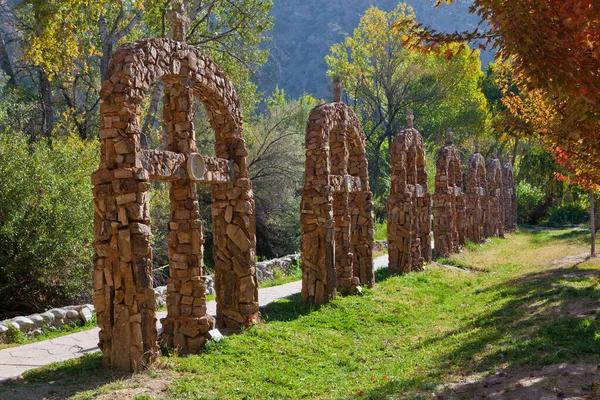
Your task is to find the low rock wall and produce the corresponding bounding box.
[1,254,301,342]
[0,304,95,342]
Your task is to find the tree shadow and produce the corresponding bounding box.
[260,293,317,322]
[0,352,131,400]
[356,258,600,399]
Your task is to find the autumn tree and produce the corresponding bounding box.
[403,0,600,187]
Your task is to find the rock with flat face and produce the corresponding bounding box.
[12,316,34,332]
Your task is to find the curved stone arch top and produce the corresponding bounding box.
[433,143,465,257]
[387,122,432,275]
[99,38,245,163]
[301,102,374,305]
[486,158,504,238]
[502,161,518,232]
[465,152,488,243]
[93,38,258,371]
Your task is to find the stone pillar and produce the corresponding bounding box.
[159,82,215,350]
[502,160,517,231]
[93,108,158,372]
[387,111,430,274]
[350,191,374,287]
[433,133,464,256]
[487,155,504,238]
[465,147,487,244]
[159,2,215,351]
[330,127,354,294]
[212,134,259,330]
[301,108,336,304]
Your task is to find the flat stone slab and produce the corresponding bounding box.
[0,255,389,383]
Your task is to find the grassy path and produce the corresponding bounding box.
[2,227,599,399]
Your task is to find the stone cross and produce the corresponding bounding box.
[446,127,454,144]
[406,109,414,128]
[331,76,343,102]
[474,138,480,153]
[168,1,189,42]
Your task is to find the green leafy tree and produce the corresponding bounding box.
[0,132,97,315]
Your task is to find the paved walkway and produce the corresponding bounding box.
[0,255,388,383]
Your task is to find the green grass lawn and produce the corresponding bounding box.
[2,227,599,400]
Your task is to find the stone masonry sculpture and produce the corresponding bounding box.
[92,3,258,371]
[387,111,432,274]
[433,128,466,257]
[465,140,488,244]
[300,77,374,305]
[502,157,518,231]
[486,150,504,238]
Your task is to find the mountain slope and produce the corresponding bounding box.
[260,0,492,100]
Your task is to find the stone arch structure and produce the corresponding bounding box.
[387,111,432,274]
[502,159,518,231]
[433,129,466,257]
[486,153,504,238]
[300,85,374,305]
[92,31,258,369]
[465,143,487,244]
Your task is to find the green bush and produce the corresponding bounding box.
[516,181,545,224]
[373,220,387,241]
[546,202,589,227]
[0,133,97,314]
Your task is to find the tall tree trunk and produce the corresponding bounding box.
[100,40,113,83]
[590,190,596,257]
[141,81,164,140]
[39,68,54,139]
[511,137,520,165]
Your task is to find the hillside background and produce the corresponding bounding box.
[260,0,493,100]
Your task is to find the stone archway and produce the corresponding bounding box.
[486,152,504,238]
[300,81,374,305]
[92,26,258,370]
[433,129,465,257]
[387,111,432,274]
[465,142,488,244]
[502,159,518,232]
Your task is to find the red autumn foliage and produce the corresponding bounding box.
[401,0,600,187]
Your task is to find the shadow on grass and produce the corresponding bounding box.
[260,293,315,322]
[374,267,394,283]
[0,352,130,400]
[357,259,600,399]
[440,265,599,367]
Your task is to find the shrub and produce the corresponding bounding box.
[0,133,97,314]
[516,181,545,224]
[546,202,589,227]
[373,220,387,241]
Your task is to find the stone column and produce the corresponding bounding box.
[160,1,215,351]
[350,190,374,287]
[330,127,354,294]
[93,104,157,372]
